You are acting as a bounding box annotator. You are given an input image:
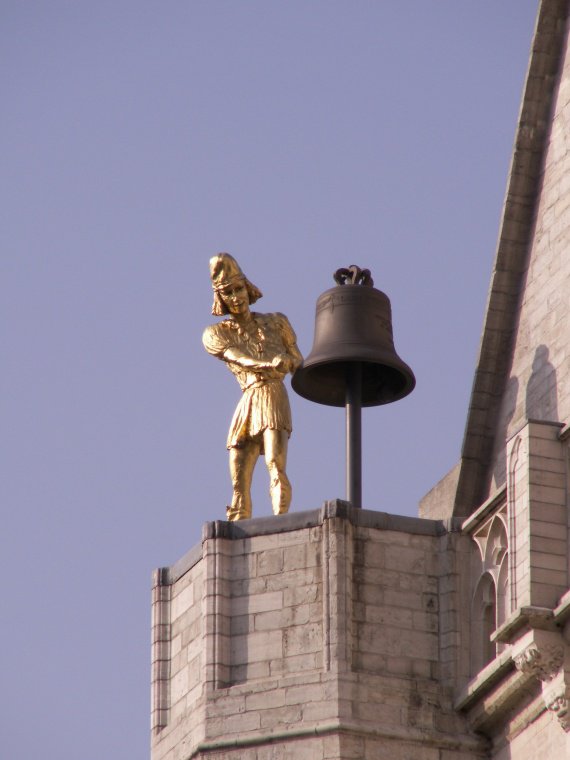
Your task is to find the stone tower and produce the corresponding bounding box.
[151,1,570,757]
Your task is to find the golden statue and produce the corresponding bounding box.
[203,254,303,521]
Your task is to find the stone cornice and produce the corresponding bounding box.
[554,590,570,624]
[159,501,454,584]
[454,650,516,713]
[457,616,570,735]
[491,605,557,644]
[461,485,507,534]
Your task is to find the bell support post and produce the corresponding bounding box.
[346,361,362,508]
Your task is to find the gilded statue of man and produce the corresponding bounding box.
[203,253,303,521]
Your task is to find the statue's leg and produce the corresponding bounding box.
[228,441,259,520]
[263,429,291,515]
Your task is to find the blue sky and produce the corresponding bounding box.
[2,2,538,757]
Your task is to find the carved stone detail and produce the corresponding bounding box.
[514,643,564,681]
[546,694,570,731]
[541,670,570,732]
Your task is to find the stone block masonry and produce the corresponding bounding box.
[151,502,484,760]
[507,421,568,610]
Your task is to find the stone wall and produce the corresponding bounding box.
[152,483,570,759]
[151,503,483,760]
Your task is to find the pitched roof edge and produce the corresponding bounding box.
[453,0,569,517]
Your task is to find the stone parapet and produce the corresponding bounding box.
[151,502,481,760]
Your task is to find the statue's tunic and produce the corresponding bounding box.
[202,312,296,450]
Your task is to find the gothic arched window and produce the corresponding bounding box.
[469,505,509,675]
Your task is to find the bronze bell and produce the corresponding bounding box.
[292,266,415,407]
[292,266,415,510]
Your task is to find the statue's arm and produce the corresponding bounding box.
[203,318,300,376]
[203,326,273,371]
[221,347,274,372]
[276,313,303,373]
[285,341,303,372]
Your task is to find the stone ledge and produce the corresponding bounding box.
[160,501,453,584]
[461,485,507,534]
[454,650,514,712]
[491,605,557,644]
[201,506,324,541]
[348,504,452,536]
[164,543,202,586]
[509,418,565,439]
[554,589,570,624]
[454,653,545,737]
[201,500,450,541]
[186,718,487,759]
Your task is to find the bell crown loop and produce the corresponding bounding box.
[333,265,374,287]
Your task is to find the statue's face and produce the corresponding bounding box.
[219,279,249,315]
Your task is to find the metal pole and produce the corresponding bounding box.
[346,362,362,508]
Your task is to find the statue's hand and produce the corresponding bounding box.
[270,354,293,374]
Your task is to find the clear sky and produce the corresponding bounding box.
[2,2,539,757]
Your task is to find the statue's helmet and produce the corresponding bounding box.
[209,253,263,316]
